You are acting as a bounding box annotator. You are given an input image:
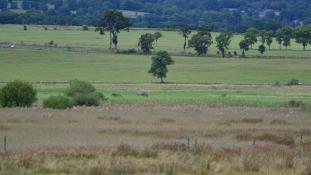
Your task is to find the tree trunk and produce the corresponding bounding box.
[183,37,187,52]
[109,31,112,49]
[160,77,164,83]
[303,44,306,51]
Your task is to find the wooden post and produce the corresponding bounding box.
[252,138,256,145]
[300,133,303,144]
[4,136,7,154]
[187,137,191,150]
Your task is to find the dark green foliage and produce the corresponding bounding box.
[294,25,311,50]
[149,51,174,83]
[138,33,155,53]
[153,32,162,45]
[0,80,37,107]
[97,10,131,49]
[82,25,89,31]
[0,0,7,10]
[188,33,213,56]
[0,0,310,31]
[276,26,293,49]
[65,79,96,97]
[258,44,266,55]
[244,27,259,48]
[178,25,192,51]
[239,39,250,57]
[43,96,73,109]
[72,93,102,106]
[65,79,105,107]
[23,25,27,31]
[216,31,233,57]
[287,79,300,86]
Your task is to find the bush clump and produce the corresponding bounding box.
[0,80,37,107]
[43,95,73,109]
[66,79,105,106]
[82,25,89,31]
[287,78,300,86]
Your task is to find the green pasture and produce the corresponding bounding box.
[0,25,310,57]
[0,48,311,84]
[34,84,311,107]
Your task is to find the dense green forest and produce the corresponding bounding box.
[0,0,310,32]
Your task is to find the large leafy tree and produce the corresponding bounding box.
[178,25,192,52]
[244,27,259,48]
[189,33,213,56]
[276,26,293,50]
[216,31,233,57]
[138,33,155,53]
[281,26,293,49]
[153,32,162,46]
[239,39,250,57]
[97,10,131,49]
[294,25,311,50]
[148,51,174,83]
[265,31,274,50]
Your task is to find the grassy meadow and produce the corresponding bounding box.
[0,48,311,85]
[0,25,311,57]
[0,24,311,175]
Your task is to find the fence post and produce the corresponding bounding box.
[252,137,256,145]
[187,137,191,150]
[4,136,7,154]
[300,133,303,144]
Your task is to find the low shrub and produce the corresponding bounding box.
[287,100,306,108]
[43,96,73,109]
[120,49,138,54]
[287,78,300,86]
[65,79,96,97]
[23,26,27,30]
[72,93,101,106]
[0,80,37,107]
[82,25,89,31]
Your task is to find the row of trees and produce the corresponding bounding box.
[1,0,311,31]
[96,10,311,57]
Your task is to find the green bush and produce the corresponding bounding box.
[65,79,96,97]
[72,93,101,106]
[43,96,73,109]
[0,80,37,107]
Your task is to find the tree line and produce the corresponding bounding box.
[0,0,311,31]
[97,10,311,58]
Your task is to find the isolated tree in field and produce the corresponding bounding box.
[258,44,266,55]
[178,25,192,51]
[294,25,311,50]
[153,32,162,45]
[97,10,131,49]
[244,27,259,48]
[149,51,174,83]
[216,31,233,57]
[266,31,274,50]
[239,39,250,57]
[189,33,213,55]
[138,33,155,53]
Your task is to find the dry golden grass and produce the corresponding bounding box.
[0,105,310,174]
